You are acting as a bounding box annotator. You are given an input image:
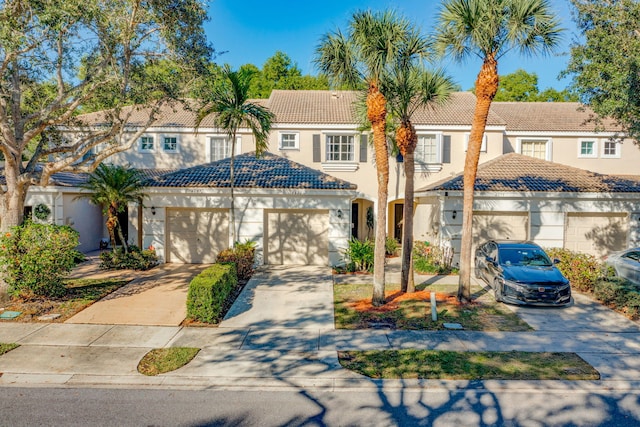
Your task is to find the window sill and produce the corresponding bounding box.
[415,163,442,173]
[322,162,359,172]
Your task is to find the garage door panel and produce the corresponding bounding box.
[472,212,529,247]
[565,213,628,257]
[266,210,329,266]
[167,209,229,264]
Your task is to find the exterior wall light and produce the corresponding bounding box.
[452,210,457,220]
[151,206,156,216]
[337,209,343,219]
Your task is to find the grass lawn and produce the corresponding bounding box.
[334,282,532,331]
[1,278,130,322]
[339,350,600,380]
[138,347,200,376]
[0,343,19,356]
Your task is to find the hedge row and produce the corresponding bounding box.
[546,247,640,320]
[186,263,238,323]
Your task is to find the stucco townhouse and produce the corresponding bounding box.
[12,90,640,265]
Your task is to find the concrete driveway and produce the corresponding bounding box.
[66,263,209,326]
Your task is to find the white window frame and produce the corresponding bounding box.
[279,132,299,150]
[207,135,242,162]
[602,139,621,158]
[415,133,443,172]
[162,135,179,153]
[516,137,552,161]
[464,132,487,152]
[325,134,355,162]
[138,135,155,152]
[578,139,598,158]
[321,133,358,172]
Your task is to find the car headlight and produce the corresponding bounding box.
[503,279,527,293]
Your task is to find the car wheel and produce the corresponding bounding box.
[493,280,503,303]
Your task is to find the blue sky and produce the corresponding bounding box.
[205,0,577,91]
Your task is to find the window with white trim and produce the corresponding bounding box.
[602,140,621,158]
[464,133,487,152]
[415,134,441,164]
[279,132,299,150]
[578,140,597,158]
[139,136,154,152]
[326,134,354,161]
[163,136,178,152]
[519,138,550,160]
[209,136,231,161]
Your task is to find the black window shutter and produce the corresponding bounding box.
[442,135,451,164]
[359,134,368,162]
[313,134,321,162]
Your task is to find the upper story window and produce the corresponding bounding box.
[210,136,231,161]
[464,133,487,152]
[279,132,299,150]
[416,134,441,164]
[139,136,155,152]
[163,136,178,152]
[578,140,597,158]
[518,138,551,161]
[602,140,621,158]
[326,134,354,162]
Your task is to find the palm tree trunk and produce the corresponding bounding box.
[458,55,499,302]
[115,218,128,253]
[401,150,416,293]
[230,132,237,245]
[368,82,389,307]
[107,205,118,249]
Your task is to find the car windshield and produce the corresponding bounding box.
[499,248,552,267]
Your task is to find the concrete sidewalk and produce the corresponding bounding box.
[1,266,640,391]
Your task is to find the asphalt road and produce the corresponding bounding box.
[1,386,640,426]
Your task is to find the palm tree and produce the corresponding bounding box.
[385,66,455,293]
[435,0,562,302]
[78,163,148,253]
[315,10,426,306]
[197,65,275,244]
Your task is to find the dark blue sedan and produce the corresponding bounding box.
[475,240,571,306]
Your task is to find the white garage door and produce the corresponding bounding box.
[167,209,229,264]
[565,213,628,257]
[266,210,329,265]
[472,211,529,248]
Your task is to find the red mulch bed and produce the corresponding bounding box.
[346,290,467,313]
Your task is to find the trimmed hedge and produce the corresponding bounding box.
[593,277,640,320]
[186,263,238,323]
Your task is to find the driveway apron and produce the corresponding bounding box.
[65,263,208,326]
[219,265,335,330]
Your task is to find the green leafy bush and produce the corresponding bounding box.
[0,221,79,298]
[593,277,640,319]
[343,238,374,272]
[186,263,238,323]
[545,248,602,292]
[216,240,256,282]
[385,237,399,256]
[413,241,457,275]
[100,245,158,270]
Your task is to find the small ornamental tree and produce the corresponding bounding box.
[0,222,79,298]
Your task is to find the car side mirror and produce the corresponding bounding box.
[553,258,561,265]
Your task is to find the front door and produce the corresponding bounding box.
[394,203,404,241]
[351,203,359,239]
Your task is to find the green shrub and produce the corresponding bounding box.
[413,241,457,275]
[100,245,158,270]
[343,238,374,272]
[593,277,640,320]
[545,248,602,292]
[186,263,238,323]
[0,221,79,298]
[385,237,399,256]
[216,241,256,282]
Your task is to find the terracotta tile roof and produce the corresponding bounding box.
[268,90,360,124]
[421,153,640,193]
[490,102,622,133]
[0,167,175,187]
[411,91,505,126]
[147,152,357,190]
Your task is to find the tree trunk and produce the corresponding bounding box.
[368,82,389,307]
[106,205,118,249]
[230,132,237,246]
[401,150,416,293]
[458,55,499,302]
[0,163,28,232]
[115,218,128,253]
